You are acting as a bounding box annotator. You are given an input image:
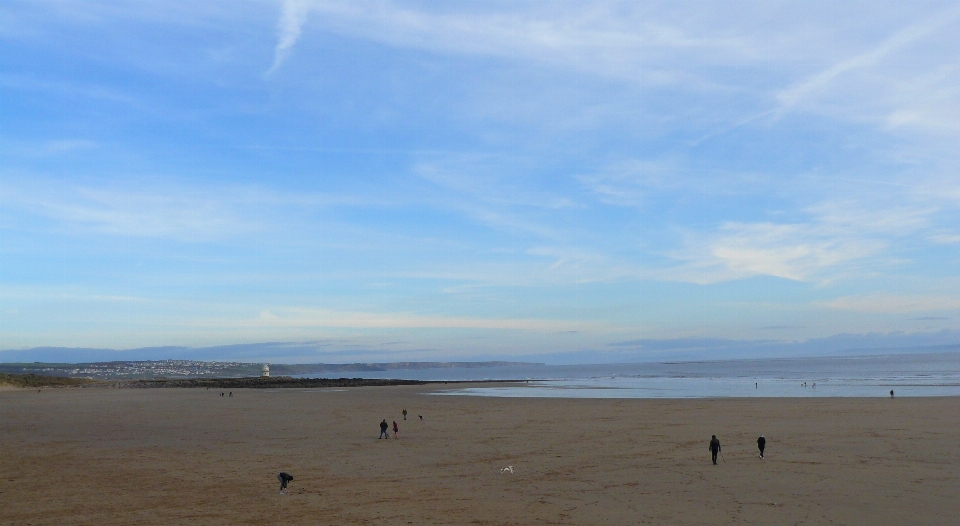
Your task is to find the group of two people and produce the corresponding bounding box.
[379,418,399,439]
[279,412,409,493]
[709,434,766,465]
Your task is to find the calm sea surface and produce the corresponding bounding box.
[295,352,960,398]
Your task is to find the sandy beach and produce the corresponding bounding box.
[2,385,958,525]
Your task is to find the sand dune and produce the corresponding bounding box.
[2,385,958,525]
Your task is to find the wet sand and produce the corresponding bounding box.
[2,385,958,525]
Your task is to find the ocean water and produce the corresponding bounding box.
[295,352,960,398]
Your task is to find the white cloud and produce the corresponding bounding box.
[668,222,884,283]
[655,191,945,284]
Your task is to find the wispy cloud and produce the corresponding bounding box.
[266,0,315,75]
[250,307,607,332]
[576,158,773,207]
[930,233,960,245]
[412,155,575,239]
[7,139,99,157]
[823,294,960,314]
[260,0,779,91]
[576,159,661,207]
[1,178,264,241]
[776,4,960,114]
[264,0,652,81]
[60,191,239,239]
[0,174,411,242]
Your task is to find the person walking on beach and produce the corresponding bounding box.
[890,390,895,398]
[278,472,294,493]
[757,435,766,459]
[709,435,721,465]
[380,419,389,439]
[402,408,407,420]
[393,420,399,439]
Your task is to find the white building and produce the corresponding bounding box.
[261,364,270,377]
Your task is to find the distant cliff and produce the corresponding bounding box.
[0,360,540,380]
[0,373,509,389]
[270,361,539,375]
[0,373,96,388]
[120,377,431,388]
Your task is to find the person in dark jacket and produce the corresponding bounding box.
[709,435,721,464]
[380,419,389,439]
[757,435,766,459]
[278,472,294,492]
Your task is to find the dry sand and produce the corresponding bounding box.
[2,385,958,525]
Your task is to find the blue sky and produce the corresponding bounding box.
[3,1,960,363]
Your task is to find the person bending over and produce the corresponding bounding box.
[278,472,294,493]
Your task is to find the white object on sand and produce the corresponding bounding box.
[500,466,514,474]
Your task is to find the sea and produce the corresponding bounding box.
[293,352,960,399]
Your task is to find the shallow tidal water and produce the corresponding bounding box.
[297,352,960,398]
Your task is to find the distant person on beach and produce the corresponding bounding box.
[757,435,766,459]
[278,472,293,493]
[229,392,233,397]
[890,390,895,398]
[419,415,423,421]
[380,419,389,439]
[402,408,407,420]
[709,435,721,465]
[393,420,399,439]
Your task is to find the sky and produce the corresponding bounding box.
[2,1,960,363]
